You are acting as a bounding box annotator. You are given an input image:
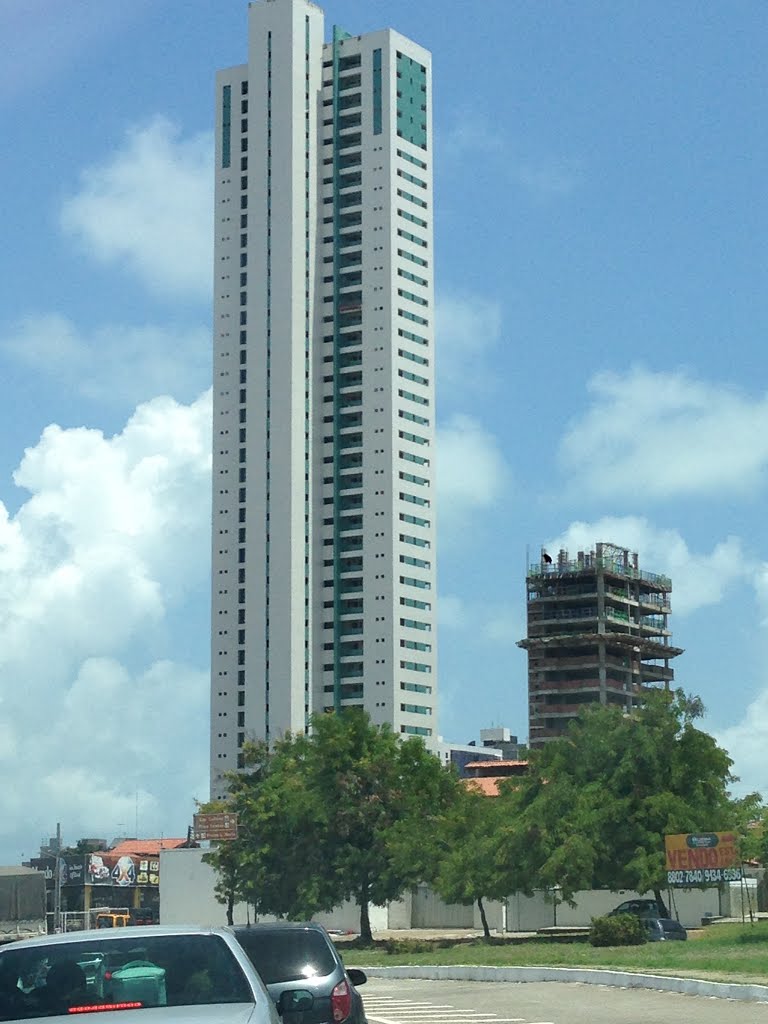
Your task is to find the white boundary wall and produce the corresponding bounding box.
[506,887,720,931]
[159,848,389,932]
[160,849,722,933]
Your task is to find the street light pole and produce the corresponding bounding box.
[551,885,561,927]
[53,823,63,933]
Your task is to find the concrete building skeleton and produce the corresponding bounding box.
[210,0,437,795]
[518,542,683,747]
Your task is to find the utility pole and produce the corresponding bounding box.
[53,822,63,933]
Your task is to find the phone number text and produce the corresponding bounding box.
[667,867,742,885]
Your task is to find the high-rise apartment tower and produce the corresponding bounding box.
[518,543,682,747]
[211,0,437,795]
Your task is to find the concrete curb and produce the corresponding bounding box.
[361,964,768,1003]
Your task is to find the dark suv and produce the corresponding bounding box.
[607,898,666,919]
[231,922,367,1024]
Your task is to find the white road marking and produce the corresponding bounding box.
[365,1002,454,1008]
[370,1012,497,1018]
[364,993,537,1024]
[366,1019,533,1024]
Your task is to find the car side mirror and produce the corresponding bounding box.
[277,989,314,1015]
[347,968,367,987]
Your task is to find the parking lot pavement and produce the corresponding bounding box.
[363,986,552,1024]
[361,977,768,1024]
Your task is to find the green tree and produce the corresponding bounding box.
[199,798,249,926]
[204,739,336,924]
[494,690,743,911]
[211,710,461,942]
[430,786,506,940]
[731,793,764,865]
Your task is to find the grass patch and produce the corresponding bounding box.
[338,922,768,986]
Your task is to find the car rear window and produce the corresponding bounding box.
[0,933,252,1020]
[235,930,336,984]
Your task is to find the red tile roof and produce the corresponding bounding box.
[107,839,188,857]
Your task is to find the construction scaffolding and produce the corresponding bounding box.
[518,542,683,747]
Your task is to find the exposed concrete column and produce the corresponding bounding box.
[596,566,606,634]
[597,567,607,704]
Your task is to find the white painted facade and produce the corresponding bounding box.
[211,0,437,795]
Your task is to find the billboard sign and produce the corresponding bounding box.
[60,857,86,885]
[87,854,160,887]
[193,813,239,842]
[665,832,742,886]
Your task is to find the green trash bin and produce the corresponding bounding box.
[109,962,167,1006]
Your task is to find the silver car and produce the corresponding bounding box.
[0,925,314,1023]
[231,922,367,1024]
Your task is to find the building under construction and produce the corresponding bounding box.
[518,542,683,748]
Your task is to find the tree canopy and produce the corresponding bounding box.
[206,710,461,940]
[493,690,742,907]
[205,692,758,940]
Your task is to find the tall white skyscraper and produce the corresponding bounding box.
[211,0,437,796]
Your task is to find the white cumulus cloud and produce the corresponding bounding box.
[0,391,213,859]
[60,117,213,301]
[545,517,747,616]
[438,594,468,629]
[1,313,210,407]
[440,108,580,198]
[436,294,503,395]
[440,595,526,646]
[436,414,508,534]
[560,367,768,501]
[482,604,526,646]
[714,691,768,799]
[752,564,768,627]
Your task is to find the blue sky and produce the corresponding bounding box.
[2,0,768,862]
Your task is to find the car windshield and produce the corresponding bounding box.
[0,933,253,1020]
[236,930,336,984]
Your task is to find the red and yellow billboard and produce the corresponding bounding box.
[665,832,742,886]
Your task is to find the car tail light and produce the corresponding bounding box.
[68,1003,142,1014]
[331,978,351,1021]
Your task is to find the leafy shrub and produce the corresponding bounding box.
[589,913,647,947]
[382,938,464,954]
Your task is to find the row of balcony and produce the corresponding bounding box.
[529,585,671,612]
[529,701,636,717]
[528,559,672,589]
[528,605,668,629]
[532,655,675,679]
[529,677,637,693]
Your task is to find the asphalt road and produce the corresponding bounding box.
[361,977,768,1024]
